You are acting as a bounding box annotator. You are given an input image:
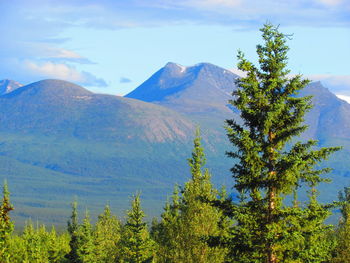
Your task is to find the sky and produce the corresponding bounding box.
[1,0,349,98]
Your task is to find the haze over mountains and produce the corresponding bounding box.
[1,62,350,224]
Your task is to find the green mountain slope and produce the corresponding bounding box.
[2,64,350,225]
[0,79,204,224]
[126,62,350,206]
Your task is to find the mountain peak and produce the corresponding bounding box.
[4,79,92,98]
[0,79,23,95]
[126,62,239,106]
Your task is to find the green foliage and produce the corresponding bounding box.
[0,180,14,262]
[94,204,121,262]
[7,221,69,263]
[153,129,229,262]
[332,187,350,262]
[76,211,96,263]
[47,226,70,263]
[0,24,348,263]
[118,194,155,263]
[66,200,80,263]
[223,23,340,262]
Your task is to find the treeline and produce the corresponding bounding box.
[1,23,350,262]
[0,132,350,262]
[0,130,230,262]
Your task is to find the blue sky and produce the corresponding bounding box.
[1,0,349,96]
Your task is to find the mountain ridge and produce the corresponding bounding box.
[1,63,350,224]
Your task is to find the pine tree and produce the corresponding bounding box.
[77,210,96,263]
[22,221,51,262]
[0,180,14,263]
[296,187,334,262]
[119,193,155,263]
[47,226,70,263]
[152,185,181,262]
[154,129,229,263]
[66,200,81,263]
[332,187,350,262]
[224,23,340,262]
[94,204,121,263]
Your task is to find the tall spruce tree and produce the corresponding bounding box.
[332,187,350,262]
[94,204,121,263]
[66,200,81,263]
[224,23,340,262]
[77,210,96,263]
[154,129,229,263]
[119,193,155,263]
[0,180,14,263]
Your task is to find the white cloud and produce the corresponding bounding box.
[228,68,247,77]
[307,74,350,87]
[45,47,83,59]
[42,47,95,64]
[23,61,107,87]
[24,61,84,82]
[335,94,350,103]
[305,74,350,97]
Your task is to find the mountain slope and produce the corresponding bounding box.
[0,79,201,224]
[126,63,350,142]
[2,65,350,224]
[0,79,195,142]
[299,81,350,141]
[126,62,350,206]
[126,62,238,117]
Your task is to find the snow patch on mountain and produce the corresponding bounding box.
[336,94,350,104]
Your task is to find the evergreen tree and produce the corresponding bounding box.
[66,200,81,263]
[152,185,181,262]
[223,23,340,262]
[0,180,14,263]
[22,221,50,263]
[77,210,96,263]
[47,226,70,263]
[296,187,334,262]
[119,193,155,263]
[154,129,229,263]
[332,187,350,262]
[94,204,121,263]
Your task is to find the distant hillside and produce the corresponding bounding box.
[126,62,350,204]
[2,64,350,224]
[0,79,195,142]
[0,79,201,224]
[299,81,350,141]
[126,63,350,142]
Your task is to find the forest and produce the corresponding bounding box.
[1,24,350,263]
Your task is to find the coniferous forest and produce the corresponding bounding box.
[1,24,350,263]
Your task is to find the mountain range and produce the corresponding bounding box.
[1,62,349,224]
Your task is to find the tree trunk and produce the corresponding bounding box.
[267,185,277,263]
[268,131,277,263]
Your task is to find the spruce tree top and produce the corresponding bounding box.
[227,23,340,197]
[225,23,340,262]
